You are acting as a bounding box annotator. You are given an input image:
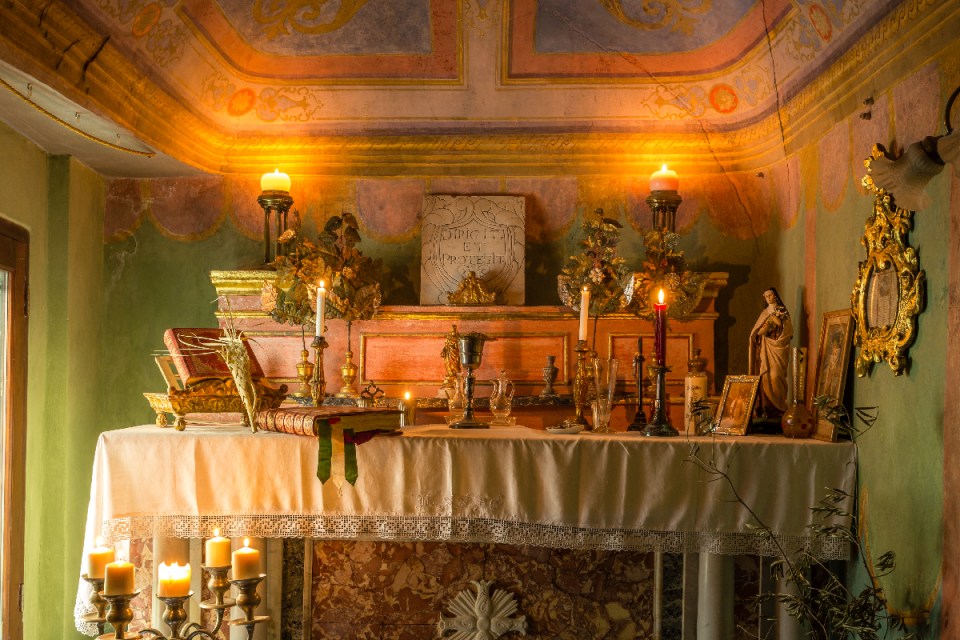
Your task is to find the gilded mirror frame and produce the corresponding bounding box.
[851,144,925,377]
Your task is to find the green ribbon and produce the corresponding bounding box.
[316,420,332,483]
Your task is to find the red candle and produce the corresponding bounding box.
[654,289,667,366]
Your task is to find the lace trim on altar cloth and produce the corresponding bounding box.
[96,514,849,558]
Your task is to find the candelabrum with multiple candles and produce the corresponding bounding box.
[82,532,270,640]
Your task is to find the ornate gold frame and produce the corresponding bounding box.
[851,145,926,377]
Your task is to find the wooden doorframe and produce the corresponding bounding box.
[0,216,27,640]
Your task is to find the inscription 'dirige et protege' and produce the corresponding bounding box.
[420,195,525,305]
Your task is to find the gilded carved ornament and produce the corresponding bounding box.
[850,144,925,377]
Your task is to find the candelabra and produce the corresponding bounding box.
[643,363,678,437]
[80,574,107,635]
[229,574,270,639]
[311,334,328,406]
[627,348,648,431]
[99,591,139,640]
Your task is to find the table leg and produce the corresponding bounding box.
[696,553,733,640]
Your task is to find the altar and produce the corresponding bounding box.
[77,423,856,639]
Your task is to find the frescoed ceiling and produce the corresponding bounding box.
[0,0,904,176]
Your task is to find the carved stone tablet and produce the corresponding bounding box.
[420,195,525,305]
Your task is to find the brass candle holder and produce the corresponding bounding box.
[80,574,107,635]
[646,189,682,232]
[198,564,234,635]
[139,593,200,640]
[337,320,359,398]
[627,347,648,431]
[229,574,270,639]
[257,191,293,264]
[290,349,314,401]
[311,334,329,406]
[643,363,678,437]
[100,591,139,640]
[570,340,591,428]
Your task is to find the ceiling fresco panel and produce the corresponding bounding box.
[178,0,460,81]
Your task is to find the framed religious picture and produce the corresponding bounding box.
[812,309,855,442]
[712,375,760,436]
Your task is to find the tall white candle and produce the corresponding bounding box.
[86,536,115,580]
[316,281,326,337]
[232,539,261,580]
[578,287,590,342]
[157,562,191,597]
[205,528,231,567]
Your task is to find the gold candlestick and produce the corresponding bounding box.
[291,349,314,401]
[198,565,234,636]
[229,574,270,640]
[336,320,359,398]
[311,335,328,406]
[101,591,138,640]
[80,574,106,635]
[571,339,591,428]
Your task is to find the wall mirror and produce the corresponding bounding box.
[851,144,925,376]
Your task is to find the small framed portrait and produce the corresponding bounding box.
[712,375,760,436]
[812,309,855,441]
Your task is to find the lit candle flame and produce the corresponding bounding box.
[404,391,411,400]
[95,536,104,547]
[243,538,250,547]
[658,289,665,304]
[661,163,668,172]
[319,280,325,289]
[213,528,220,537]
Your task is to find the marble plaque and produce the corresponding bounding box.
[420,195,525,305]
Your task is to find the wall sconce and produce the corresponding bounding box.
[257,169,293,263]
[869,86,960,211]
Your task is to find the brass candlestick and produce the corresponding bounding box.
[229,574,270,640]
[627,347,648,431]
[311,335,329,406]
[198,564,234,636]
[450,332,494,429]
[291,349,314,401]
[139,593,196,640]
[101,591,139,640]
[643,363,678,437]
[257,191,293,264]
[80,574,106,635]
[570,340,591,428]
[646,190,683,232]
[337,320,359,398]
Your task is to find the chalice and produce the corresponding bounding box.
[450,332,494,429]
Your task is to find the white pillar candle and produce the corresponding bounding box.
[157,562,191,597]
[86,537,115,580]
[316,281,326,336]
[649,164,679,191]
[232,539,261,580]
[578,287,590,342]
[205,528,231,567]
[260,169,291,192]
[103,560,135,595]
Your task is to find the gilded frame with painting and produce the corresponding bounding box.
[712,375,760,436]
[812,310,854,442]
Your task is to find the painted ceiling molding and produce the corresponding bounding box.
[0,0,957,177]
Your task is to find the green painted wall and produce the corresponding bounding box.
[0,122,106,639]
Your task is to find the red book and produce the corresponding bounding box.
[255,406,402,437]
[163,328,265,387]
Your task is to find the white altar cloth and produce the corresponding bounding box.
[81,424,856,559]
